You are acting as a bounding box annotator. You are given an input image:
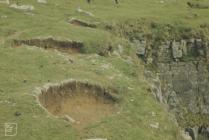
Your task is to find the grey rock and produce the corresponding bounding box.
[167,91,179,109]
[0,0,9,4]
[10,4,34,11]
[192,127,199,140]
[149,122,159,129]
[195,39,203,48]
[77,7,94,17]
[63,115,76,124]
[172,41,183,59]
[181,130,192,140]
[37,0,47,4]
[14,111,21,117]
[181,40,188,55]
[143,39,209,118]
[135,40,146,57]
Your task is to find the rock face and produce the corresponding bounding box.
[140,39,209,115]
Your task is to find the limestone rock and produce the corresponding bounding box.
[63,115,76,124]
[172,41,183,59]
[37,0,47,4]
[167,91,179,109]
[192,127,198,140]
[181,40,187,55]
[0,0,9,4]
[10,4,34,11]
[180,131,192,140]
[136,40,146,56]
[143,38,209,120]
[195,39,203,48]
[76,7,94,17]
[157,42,172,62]
[144,71,163,103]
[149,122,159,129]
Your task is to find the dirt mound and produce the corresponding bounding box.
[38,80,118,128]
[12,38,84,53]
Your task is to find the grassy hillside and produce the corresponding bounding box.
[0,45,180,140]
[0,0,209,139]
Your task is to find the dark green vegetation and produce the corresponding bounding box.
[0,0,209,139]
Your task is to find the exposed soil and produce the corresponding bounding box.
[12,38,84,53]
[38,81,118,128]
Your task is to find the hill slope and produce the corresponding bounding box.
[0,0,209,140]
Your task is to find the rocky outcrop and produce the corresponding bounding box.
[144,71,163,103]
[184,125,209,140]
[139,39,209,139]
[138,39,209,114]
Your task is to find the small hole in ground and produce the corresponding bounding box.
[38,81,118,128]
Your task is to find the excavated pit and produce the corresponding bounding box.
[38,81,118,127]
[12,38,84,53]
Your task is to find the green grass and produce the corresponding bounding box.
[0,46,180,140]
[1,0,209,46]
[1,0,209,139]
